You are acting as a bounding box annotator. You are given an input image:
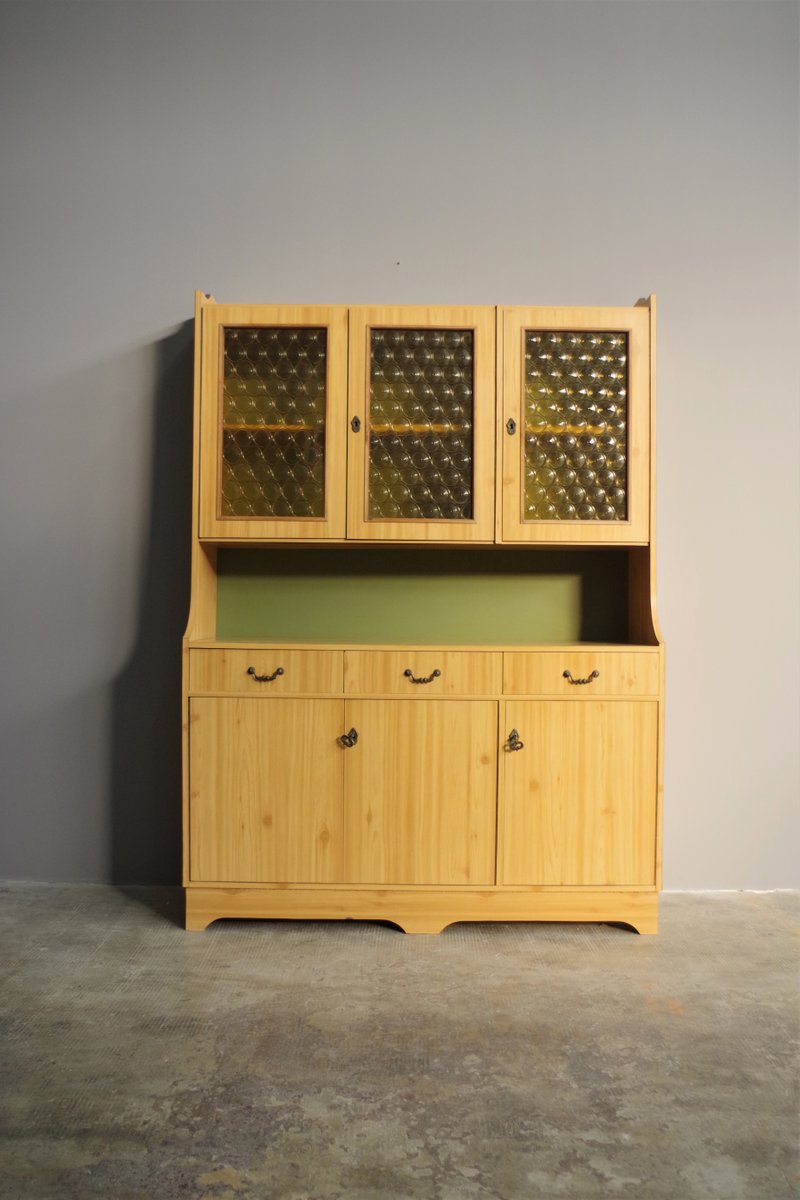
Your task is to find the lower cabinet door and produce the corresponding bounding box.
[500,700,658,886]
[343,700,498,885]
[189,697,345,883]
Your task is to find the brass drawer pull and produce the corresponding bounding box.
[505,728,524,752]
[403,668,442,685]
[247,666,285,683]
[563,669,599,686]
[339,728,359,748]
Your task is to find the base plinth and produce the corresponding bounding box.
[185,886,658,935]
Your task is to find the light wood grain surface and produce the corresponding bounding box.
[499,699,658,886]
[185,885,658,935]
[190,649,343,694]
[343,650,502,695]
[342,699,498,885]
[503,650,660,696]
[189,697,345,884]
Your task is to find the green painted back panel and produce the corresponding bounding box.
[216,548,628,644]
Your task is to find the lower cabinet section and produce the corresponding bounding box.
[186,684,661,934]
[189,698,497,888]
[500,700,658,886]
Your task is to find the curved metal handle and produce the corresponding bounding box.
[339,728,359,748]
[247,666,285,683]
[403,668,441,685]
[563,669,599,686]
[505,728,524,752]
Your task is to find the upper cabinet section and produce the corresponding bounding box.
[347,307,496,542]
[199,305,348,539]
[500,306,651,544]
[195,298,653,545]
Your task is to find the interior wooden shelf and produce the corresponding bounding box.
[223,423,322,432]
[186,638,657,651]
[369,424,472,434]
[526,424,613,436]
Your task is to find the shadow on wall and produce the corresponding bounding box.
[111,323,193,886]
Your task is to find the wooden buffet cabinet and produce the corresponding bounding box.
[183,295,664,934]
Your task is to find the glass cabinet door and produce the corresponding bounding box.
[501,306,651,543]
[199,305,347,539]
[347,307,496,541]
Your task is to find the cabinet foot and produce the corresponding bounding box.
[185,911,214,932]
[185,892,220,931]
[395,917,449,935]
[626,913,659,935]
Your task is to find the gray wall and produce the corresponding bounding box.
[1,0,797,888]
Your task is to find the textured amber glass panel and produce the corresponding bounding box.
[220,327,327,518]
[524,331,628,521]
[368,329,474,520]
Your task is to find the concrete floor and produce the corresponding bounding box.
[0,888,797,1200]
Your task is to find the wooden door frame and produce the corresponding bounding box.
[198,304,348,540]
[346,306,497,542]
[500,305,651,544]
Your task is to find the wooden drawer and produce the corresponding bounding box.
[189,649,343,695]
[344,651,502,696]
[503,651,660,697]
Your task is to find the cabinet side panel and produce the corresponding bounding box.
[184,294,217,887]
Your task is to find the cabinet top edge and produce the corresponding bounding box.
[195,297,655,313]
